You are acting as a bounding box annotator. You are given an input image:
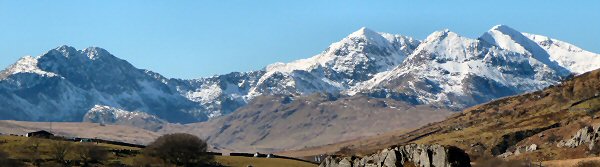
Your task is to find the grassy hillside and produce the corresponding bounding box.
[0,135,316,167]
[312,68,600,163]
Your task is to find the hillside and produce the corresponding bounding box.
[0,135,317,167]
[160,94,453,152]
[322,67,600,162]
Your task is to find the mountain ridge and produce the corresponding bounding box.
[1,25,599,123]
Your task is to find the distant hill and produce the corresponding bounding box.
[160,94,452,152]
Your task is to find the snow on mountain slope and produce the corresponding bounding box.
[352,28,568,109]
[480,25,571,75]
[248,27,419,97]
[83,105,166,131]
[169,71,264,117]
[0,56,58,79]
[523,33,600,74]
[175,27,420,117]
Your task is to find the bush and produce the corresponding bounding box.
[73,143,109,166]
[49,140,72,166]
[546,133,561,143]
[143,133,214,166]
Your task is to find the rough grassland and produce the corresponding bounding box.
[0,135,317,166]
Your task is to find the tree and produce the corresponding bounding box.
[143,133,213,166]
[50,141,72,166]
[73,143,108,167]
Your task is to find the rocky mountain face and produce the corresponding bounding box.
[0,46,206,123]
[83,105,167,131]
[0,25,598,124]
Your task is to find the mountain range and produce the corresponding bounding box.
[0,25,599,126]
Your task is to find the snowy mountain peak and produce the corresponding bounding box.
[489,24,519,33]
[348,27,378,38]
[480,25,572,75]
[52,45,79,57]
[424,29,459,42]
[346,27,389,45]
[480,25,531,54]
[82,47,111,60]
[0,55,58,79]
[39,45,114,61]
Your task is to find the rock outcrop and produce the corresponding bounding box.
[558,124,600,150]
[319,144,470,167]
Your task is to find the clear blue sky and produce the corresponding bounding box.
[1,1,599,79]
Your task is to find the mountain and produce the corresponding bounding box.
[173,27,420,117]
[177,25,600,119]
[0,25,599,125]
[351,26,570,109]
[0,46,207,123]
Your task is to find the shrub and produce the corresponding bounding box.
[546,133,561,143]
[73,143,109,166]
[49,140,72,166]
[143,133,214,166]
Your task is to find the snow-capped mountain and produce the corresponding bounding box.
[171,27,420,117]
[352,28,566,109]
[249,27,419,96]
[0,25,598,123]
[0,46,207,123]
[83,105,167,131]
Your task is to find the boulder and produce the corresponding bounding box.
[526,144,537,152]
[319,144,471,167]
[562,124,600,150]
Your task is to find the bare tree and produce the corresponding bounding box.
[50,141,72,166]
[73,143,108,167]
[144,133,213,166]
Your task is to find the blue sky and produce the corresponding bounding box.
[1,1,599,79]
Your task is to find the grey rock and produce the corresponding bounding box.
[526,144,538,152]
[320,144,470,167]
[563,124,600,150]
